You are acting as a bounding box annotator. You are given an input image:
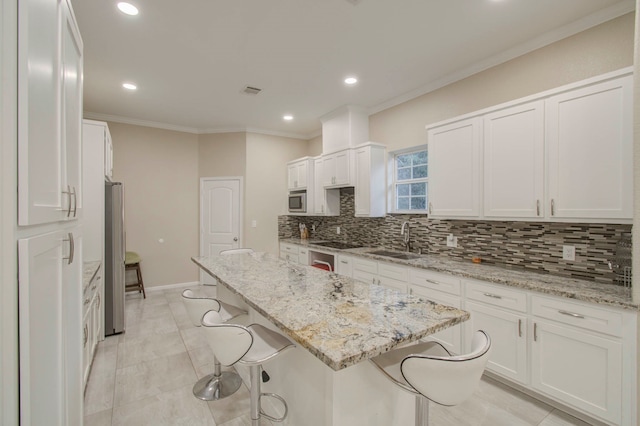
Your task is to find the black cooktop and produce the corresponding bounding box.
[313,241,363,250]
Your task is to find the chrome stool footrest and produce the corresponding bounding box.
[259,392,288,423]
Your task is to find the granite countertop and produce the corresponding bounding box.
[281,238,638,311]
[192,252,469,371]
[83,261,101,294]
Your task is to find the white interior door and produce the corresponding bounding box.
[200,178,242,285]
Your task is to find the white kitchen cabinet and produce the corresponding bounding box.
[82,120,108,262]
[287,158,311,190]
[298,247,309,265]
[313,157,340,216]
[531,295,624,425]
[18,0,83,226]
[352,257,378,285]
[352,258,408,292]
[323,148,354,188]
[409,268,462,354]
[104,125,114,179]
[19,227,83,426]
[354,143,386,217]
[464,280,528,385]
[546,75,633,221]
[483,101,544,219]
[279,243,300,263]
[427,117,482,218]
[336,255,354,277]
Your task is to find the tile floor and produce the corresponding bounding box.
[83,285,594,426]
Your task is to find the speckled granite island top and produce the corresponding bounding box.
[192,252,469,371]
[282,238,638,310]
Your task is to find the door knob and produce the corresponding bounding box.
[233,237,238,242]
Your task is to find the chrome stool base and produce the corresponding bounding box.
[192,371,243,401]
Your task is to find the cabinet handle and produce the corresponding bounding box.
[340,260,348,264]
[551,199,555,216]
[483,292,502,299]
[428,203,432,214]
[409,288,413,295]
[71,186,77,217]
[424,279,440,285]
[63,185,73,217]
[536,200,540,216]
[63,232,74,265]
[558,310,585,319]
[372,278,375,284]
[518,319,522,337]
[97,294,101,308]
[83,325,88,347]
[534,323,538,341]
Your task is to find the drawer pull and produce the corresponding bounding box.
[558,310,585,319]
[483,293,503,299]
[340,260,348,264]
[424,279,440,285]
[518,319,522,337]
[536,200,540,216]
[534,323,538,341]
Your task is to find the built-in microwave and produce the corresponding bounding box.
[288,191,306,213]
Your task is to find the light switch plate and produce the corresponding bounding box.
[562,245,575,261]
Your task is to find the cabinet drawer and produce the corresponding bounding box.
[282,253,299,263]
[378,262,408,281]
[409,268,461,296]
[298,248,309,265]
[531,295,623,338]
[378,276,407,293]
[352,258,377,274]
[465,280,527,313]
[280,243,299,255]
[353,269,377,285]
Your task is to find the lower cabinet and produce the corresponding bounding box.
[83,266,102,390]
[409,284,462,354]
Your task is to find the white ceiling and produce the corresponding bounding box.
[71,0,635,139]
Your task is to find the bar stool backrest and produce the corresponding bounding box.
[202,310,253,366]
[182,289,222,327]
[400,330,491,407]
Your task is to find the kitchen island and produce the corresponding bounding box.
[192,252,469,425]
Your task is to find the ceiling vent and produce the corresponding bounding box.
[242,85,262,95]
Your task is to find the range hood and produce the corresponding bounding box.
[320,105,369,154]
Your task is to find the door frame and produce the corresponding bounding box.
[199,176,244,284]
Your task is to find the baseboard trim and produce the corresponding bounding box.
[145,281,201,293]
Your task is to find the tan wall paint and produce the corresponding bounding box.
[370,13,635,151]
[245,133,308,254]
[198,132,246,178]
[109,122,200,287]
[307,135,322,157]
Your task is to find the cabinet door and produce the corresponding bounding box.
[18,0,64,225]
[546,75,633,220]
[313,158,326,214]
[336,255,354,277]
[18,228,83,425]
[410,285,462,354]
[484,101,544,219]
[322,155,336,186]
[61,0,83,221]
[531,320,622,424]
[287,163,298,189]
[296,161,308,188]
[333,150,352,186]
[354,145,386,217]
[464,300,528,384]
[427,117,482,218]
[378,276,407,292]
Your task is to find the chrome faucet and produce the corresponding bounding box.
[401,222,411,252]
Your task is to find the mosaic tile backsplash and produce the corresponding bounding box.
[278,188,632,285]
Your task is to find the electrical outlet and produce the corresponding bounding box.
[336,226,341,235]
[562,245,575,261]
[251,220,257,228]
[446,234,458,248]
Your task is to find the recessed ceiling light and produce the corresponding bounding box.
[117,2,139,16]
[283,115,294,121]
[344,77,358,85]
[122,82,137,90]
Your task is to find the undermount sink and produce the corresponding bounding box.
[368,250,421,260]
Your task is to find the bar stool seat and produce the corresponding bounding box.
[125,251,145,298]
[182,289,248,401]
[370,330,491,426]
[202,310,295,425]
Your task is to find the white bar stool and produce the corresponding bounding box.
[202,310,295,426]
[220,248,254,255]
[181,289,248,401]
[370,330,491,426]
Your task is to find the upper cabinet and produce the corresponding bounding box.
[483,101,544,219]
[354,143,386,217]
[427,69,633,223]
[546,75,633,221]
[322,148,354,188]
[287,157,311,190]
[320,105,369,153]
[18,0,84,225]
[427,117,482,218]
[104,128,113,179]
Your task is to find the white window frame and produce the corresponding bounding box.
[387,145,428,214]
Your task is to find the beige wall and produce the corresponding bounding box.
[370,13,635,152]
[307,135,322,157]
[109,122,200,287]
[245,133,308,254]
[198,132,246,178]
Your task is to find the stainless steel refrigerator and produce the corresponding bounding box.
[105,181,125,335]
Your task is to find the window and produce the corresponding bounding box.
[392,148,428,213]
